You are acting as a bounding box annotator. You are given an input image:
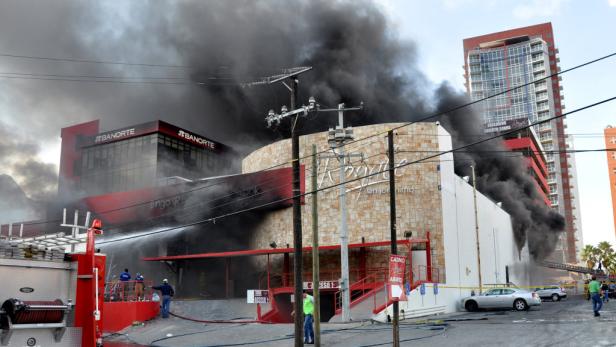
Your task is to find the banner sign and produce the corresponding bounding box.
[303,280,340,290]
[389,254,407,301]
[247,290,269,304]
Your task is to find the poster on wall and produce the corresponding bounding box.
[389,254,407,301]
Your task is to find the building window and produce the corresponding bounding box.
[611,137,616,145]
[611,152,616,160]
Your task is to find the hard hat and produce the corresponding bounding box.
[163,279,168,283]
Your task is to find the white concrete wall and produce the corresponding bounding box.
[373,283,459,322]
[437,125,530,311]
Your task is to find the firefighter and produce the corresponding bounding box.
[135,273,145,301]
[152,279,175,318]
[119,268,131,300]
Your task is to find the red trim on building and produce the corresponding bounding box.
[504,137,550,206]
[142,239,421,261]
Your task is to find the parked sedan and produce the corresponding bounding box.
[462,288,541,312]
[533,286,567,302]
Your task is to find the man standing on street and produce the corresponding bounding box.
[152,279,175,319]
[588,275,603,317]
[303,292,315,344]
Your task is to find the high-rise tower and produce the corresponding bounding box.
[463,23,582,263]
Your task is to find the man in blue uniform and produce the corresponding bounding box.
[119,268,131,300]
[152,279,175,318]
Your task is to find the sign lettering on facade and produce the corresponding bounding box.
[303,280,340,290]
[389,254,407,301]
[94,128,136,144]
[178,130,216,150]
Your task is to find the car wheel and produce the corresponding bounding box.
[465,300,478,312]
[514,299,528,311]
[551,294,560,302]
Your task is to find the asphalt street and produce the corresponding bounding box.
[105,295,616,347]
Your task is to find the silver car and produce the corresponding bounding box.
[462,288,541,312]
[534,286,567,302]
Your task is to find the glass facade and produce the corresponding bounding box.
[77,133,230,196]
[468,41,538,126]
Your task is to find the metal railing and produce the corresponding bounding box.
[104,280,155,302]
[334,273,379,311]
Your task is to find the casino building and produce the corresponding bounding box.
[143,122,533,321]
[4,119,534,319]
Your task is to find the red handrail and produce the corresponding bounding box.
[104,280,154,302]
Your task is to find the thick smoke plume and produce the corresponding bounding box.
[0,0,563,260]
[433,86,565,259]
[0,120,56,223]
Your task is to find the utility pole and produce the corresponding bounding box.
[266,94,316,347]
[387,130,400,347]
[289,78,303,347]
[471,165,483,294]
[261,67,312,347]
[311,144,321,347]
[319,102,363,322]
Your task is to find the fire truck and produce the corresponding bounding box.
[0,219,106,347]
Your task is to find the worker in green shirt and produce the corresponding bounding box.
[588,275,603,317]
[303,292,315,344]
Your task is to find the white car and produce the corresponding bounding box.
[462,288,541,312]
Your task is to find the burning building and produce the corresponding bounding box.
[145,122,533,321]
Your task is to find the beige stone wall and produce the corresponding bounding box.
[242,122,446,279]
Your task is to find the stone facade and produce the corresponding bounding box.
[242,123,446,282]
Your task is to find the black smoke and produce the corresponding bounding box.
[0,0,563,260]
[433,86,564,259]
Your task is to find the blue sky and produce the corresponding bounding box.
[376,0,616,246]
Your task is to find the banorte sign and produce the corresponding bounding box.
[94,128,136,144]
[177,130,216,150]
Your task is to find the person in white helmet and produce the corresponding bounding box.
[152,279,175,318]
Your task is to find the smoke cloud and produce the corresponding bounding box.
[433,86,564,259]
[0,0,563,260]
[0,120,57,207]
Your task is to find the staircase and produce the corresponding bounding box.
[328,274,386,322]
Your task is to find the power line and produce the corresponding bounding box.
[96,94,616,245]
[307,51,616,159]
[0,52,189,69]
[11,51,616,228]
